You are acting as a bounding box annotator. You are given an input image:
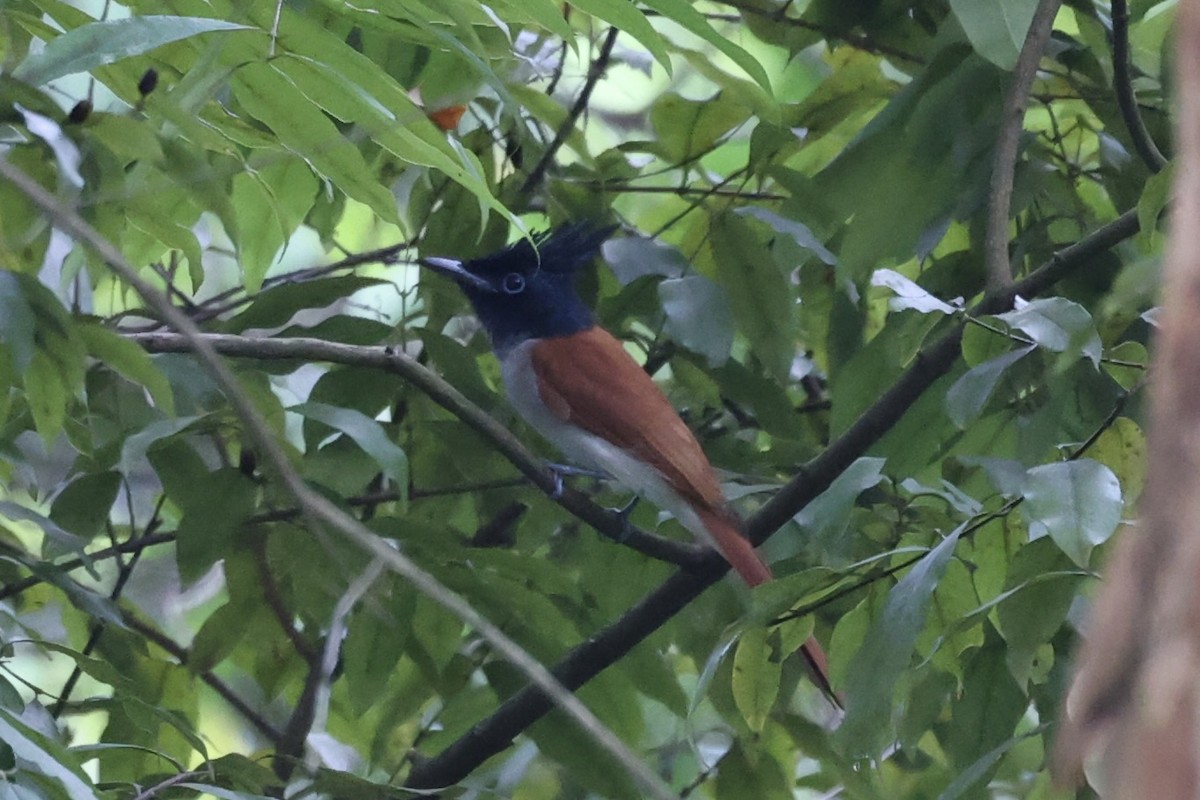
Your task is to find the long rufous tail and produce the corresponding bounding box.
[697,507,841,708]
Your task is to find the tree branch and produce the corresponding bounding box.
[1112,0,1169,172]
[403,207,1140,790]
[984,0,1064,292]
[125,332,709,571]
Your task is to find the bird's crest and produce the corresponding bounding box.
[473,222,617,277]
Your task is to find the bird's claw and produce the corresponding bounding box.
[607,496,640,542]
[545,462,606,499]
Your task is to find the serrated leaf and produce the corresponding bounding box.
[944,346,1034,428]
[13,15,250,86]
[1023,460,1123,567]
[837,526,962,757]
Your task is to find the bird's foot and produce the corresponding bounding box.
[606,496,640,541]
[545,462,607,499]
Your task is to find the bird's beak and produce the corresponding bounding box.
[419,256,495,292]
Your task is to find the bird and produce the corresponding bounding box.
[420,223,835,701]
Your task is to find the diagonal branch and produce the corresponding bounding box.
[403,207,1140,790]
[984,0,1064,292]
[126,331,708,572]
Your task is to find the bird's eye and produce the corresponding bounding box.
[501,272,526,294]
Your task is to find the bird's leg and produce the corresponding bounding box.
[608,496,640,541]
[544,462,608,499]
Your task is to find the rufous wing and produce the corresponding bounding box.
[529,327,727,512]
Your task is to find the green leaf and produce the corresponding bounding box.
[0,500,88,558]
[651,92,747,162]
[13,15,251,86]
[791,458,887,564]
[639,0,772,92]
[272,55,517,232]
[231,62,401,225]
[50,471,120,539]
[837,526,962,757]
[732,626,781,732]
[291,401,409,492]
[736,207,836,266]
[658,275,734,366]
[176,785,276,800]
[944,346,1034,428]
[0,271,37,371]
[604,237,686,284]
[170,468,258,584]
[996,297,1103,366]
[937,726,1046,800]
[947,0,1039,70]
[24,350,68,444]
[995,540,1082,688]
[79,324,175,414]
[1022,460,1123,567]
[710,210,796,381]
[227,276,387,333]
[1089,416,1147,504]
[568,0,671,75]
[119,416,203,475]
[941,633,1026,773]
[0,707,100,800]
[189,601,256,673]
[1137,162,1174,240]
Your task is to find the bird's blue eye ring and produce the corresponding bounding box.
[501,272,526,294]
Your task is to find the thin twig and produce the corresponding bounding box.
[984,0,1064,292]
[521,26,620,193]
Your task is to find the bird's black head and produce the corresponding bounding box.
[420,223,617,356]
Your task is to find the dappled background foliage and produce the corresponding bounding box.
[0,0,1170,797]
